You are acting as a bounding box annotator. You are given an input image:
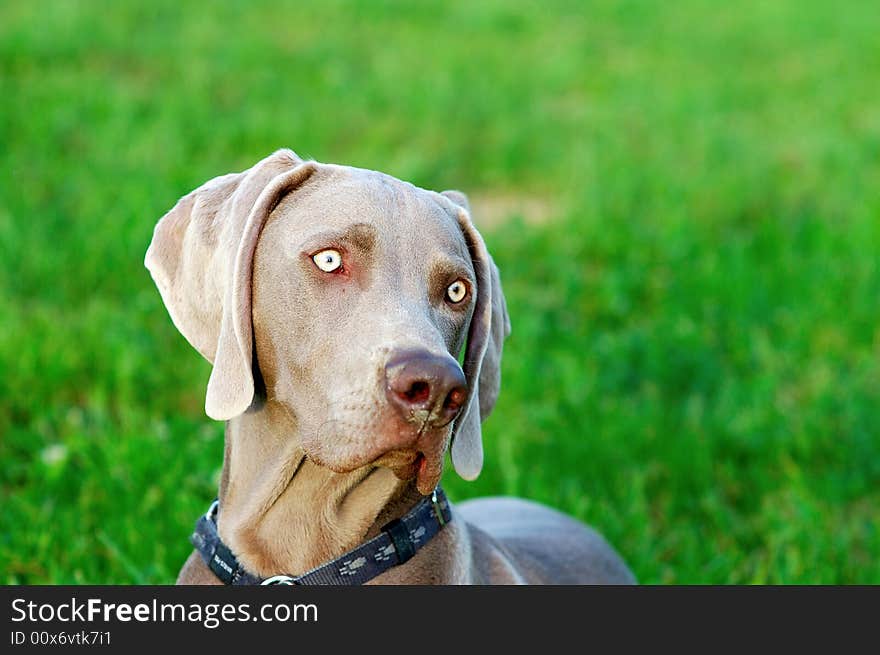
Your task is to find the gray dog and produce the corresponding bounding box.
[145,149,635,584]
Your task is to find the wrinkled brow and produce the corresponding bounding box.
[300,223,378,255]
[428,255,475,290]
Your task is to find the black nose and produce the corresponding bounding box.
[385,350,468,428]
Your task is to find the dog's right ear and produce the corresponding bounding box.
[145,149,317,420]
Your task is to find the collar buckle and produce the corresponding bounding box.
[261,575,297,585]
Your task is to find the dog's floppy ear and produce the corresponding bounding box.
[145,149,318,420]
[443,190,511,480]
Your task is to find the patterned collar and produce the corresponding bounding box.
[190,487,452,585]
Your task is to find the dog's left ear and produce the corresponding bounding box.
[442,190,511,481]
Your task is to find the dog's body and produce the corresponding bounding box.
[146,149,635,585]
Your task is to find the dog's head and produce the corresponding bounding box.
[145,149,510,494]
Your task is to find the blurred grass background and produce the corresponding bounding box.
[2,0,879,584]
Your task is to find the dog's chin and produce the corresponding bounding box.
[373,448,444,495]
[303,416,451,495]
[311,448,441,495]
[374,448,422,479]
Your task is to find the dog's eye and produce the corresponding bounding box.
[312,249,342,273]
[446,279,468,304]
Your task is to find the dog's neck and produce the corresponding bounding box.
[214,399,423,578]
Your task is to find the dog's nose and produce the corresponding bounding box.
[385,350,468,427]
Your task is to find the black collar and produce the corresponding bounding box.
[190,487,452,585]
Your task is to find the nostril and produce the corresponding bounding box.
[400,380,431,404]
[443,387,467,413]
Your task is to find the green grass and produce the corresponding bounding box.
[2,0,879,584]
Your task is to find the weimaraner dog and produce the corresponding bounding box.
[145,149,635,585]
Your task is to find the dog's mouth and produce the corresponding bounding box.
[372,448,442,494]
[374,448,424,479]
[305,410,451,495]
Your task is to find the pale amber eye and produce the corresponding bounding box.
[312,249,342,272]
[446,279,468,303]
